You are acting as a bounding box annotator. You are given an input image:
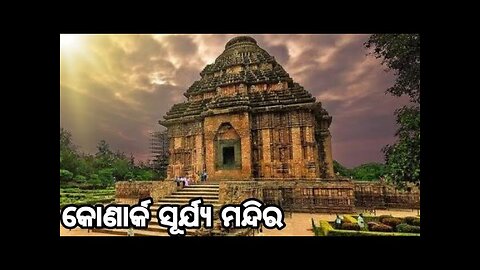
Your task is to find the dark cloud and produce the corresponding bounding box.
[60,34,410,167]
[163,35,198,57]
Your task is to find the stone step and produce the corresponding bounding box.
[183,186,219,190]
[91,228,170,237]
[180,188,219,192]
[169,194,219,199]
[145,221,196,235]
[159,198,219,204]
[185,185,219,188]
[174,191,219,195]
[151,202,223,210]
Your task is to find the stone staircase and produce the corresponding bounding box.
[92,183,220,236]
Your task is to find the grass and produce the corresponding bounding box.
[60,187,115,208]
[313,215,421,237]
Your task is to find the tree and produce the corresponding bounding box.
[95,140,114,169]
[112,158,130,181]
[60,128,80,174]
[333,160,351,177]
[351,163,386,181]
[60,169,74,182]
[365,34,420,187]
[365,34,420,103]
[382,106,420,187]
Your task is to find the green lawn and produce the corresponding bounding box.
[60,187,115,208]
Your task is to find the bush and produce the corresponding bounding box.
[378,215,393,223]
[98,168,114,185]
[412,218,420,226]
[327,230,419,237]
[370,223,393,232]
[343,215,357,224]
[317,220,334,236]
[353,215,378,223]
[396,223,420,233]
[60,169,74,182]
[403,216,417,225]
[367,222,378,231]
[341,223,360,231]
[382,217,403,228]
[73,175,87,182]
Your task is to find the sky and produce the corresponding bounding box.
[60,34,410,168]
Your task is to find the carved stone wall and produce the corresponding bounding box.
[204,112,252,181]
[219,180,420,213]
[160,36,335,181]
[251,110,329,179]
[354,181,420,209]
[115,181,177,204]
[219,179,355,213]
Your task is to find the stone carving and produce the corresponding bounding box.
[160,36,335,180]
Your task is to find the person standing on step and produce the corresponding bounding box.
[202,170,208,182]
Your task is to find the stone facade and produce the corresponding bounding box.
[218,180,420,213]
[354,181,420,209]
[160,36,334,181]
[115,181,177,204]
[219,179,355,213]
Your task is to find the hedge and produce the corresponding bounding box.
[343,215,357,224]
[341,223,360,231]
[403,216,417,225]
[327,229,419,237]
[412,218,420,226]
[317,220,334,236]
[352,215,378,223]
[314,219,420,237]
[60,197,114,208]
[378,215,393,223]
[396,223,420,233]
[382,217,403,228]
[370,223,393,232]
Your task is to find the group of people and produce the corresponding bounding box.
[174,170,208,187]
[334,213,365,229]
[174,176,192,187]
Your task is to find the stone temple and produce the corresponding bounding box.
[160,36,335,181]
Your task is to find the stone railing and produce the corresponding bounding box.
[115,180,177,204]
[354,181,420,210]
[219,179,355,213]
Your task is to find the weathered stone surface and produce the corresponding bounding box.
[218,179,419,213]
[219,179,355,213]
[354,181,420,209]
[160,36,334,180]
[115,181,177,204]
[219,181,260,204]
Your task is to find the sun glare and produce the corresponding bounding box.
[60,34,83,51]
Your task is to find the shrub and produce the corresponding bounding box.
[378,215,393,223]
[73,175,87,182]
[343,215,357,224]
[382,217,403,228]
[370,223,393,232]
[60,169,74,182]
[318,220,334,236]
[341,223,360,231]
[412,218,420,226]
[403,216,417,225]
[328,230,419,236]
[367,222,378,231]
[396,223,420,233]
